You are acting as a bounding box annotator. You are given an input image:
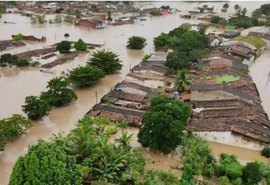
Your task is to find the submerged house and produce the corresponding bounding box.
[188,56,270,144]
[75,18,106,29]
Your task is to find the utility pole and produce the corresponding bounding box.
[95,91,98,104]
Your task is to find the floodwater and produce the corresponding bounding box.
[110,128,182,177]
[0,2,269,184]
[0,9,202,184]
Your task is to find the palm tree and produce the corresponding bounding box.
[241,8,247,16]
[115,132,133,149]
[174,70,191,93]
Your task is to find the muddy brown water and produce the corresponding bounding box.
[0,2,269,184]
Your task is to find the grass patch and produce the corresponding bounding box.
[233,36,266,49]
[215,75,240,84]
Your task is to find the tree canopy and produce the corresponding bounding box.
[40,76,77,107]
[242,162,262,185]
[216,154,243,180]
[166,51,189,71]
[138,96,191,154]
[57,41,71,54]
[68,65,105,88]
[177,30,210,55]
[9,140,82,185]
[260,4,270,16]
[0,114,31,151]
[127,36,146,49]
[74,39,87,51]
[22,96,51,120]
[88,50,122,74]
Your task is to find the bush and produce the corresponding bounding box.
[68,65,105,88]
[74,39,87,51]
[0,114,31,151]
[88,50,122,74]
[217,154,242,180]
[261,147,270,158]
[22,96,51,120]
[153,33,170,50]
[12,33,25,41]
[127,36,146,49]
[138,96,191,153]
[57,41,71,54]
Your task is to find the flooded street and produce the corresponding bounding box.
[0,2,270,184]
[0,11,201,184]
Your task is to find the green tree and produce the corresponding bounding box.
[22,96,51,120]
[217,154,242,180]
[9,140,82,185]
[168,27,188,37]
[40,76,77,107]
[127,36,146,49]
[210,16,226,24]
[74,39,87,51]
[57,41,71,54]
[223,3,229,9]
[252,8,262,18]
[228,16,258,28]
[153,33,170,50]
[67,116,145,184]
[138,96,191,154]
[12,33,25,41]
[261,147,270,158]
[174,70,191,93]
[0,114,31,151]
[166,51,189,71]
[234,4,240,14]
[88,50,122,74]
[68,65,105,88]
[178,30,210,54]
[260,4,270,16]
[243,162,262,185]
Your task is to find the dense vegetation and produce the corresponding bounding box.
[0,115,31,151]
[22,96,51,120]
[88,50,122,74]
[57,40,72,54]
[0,53,39,67]
[68,65,105,87]
[40,76,77,107]
[127,36,146,49]
[9,117,145,185]
[154,27,210,72]
[9,140,82,185]
[138,96,191,153]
